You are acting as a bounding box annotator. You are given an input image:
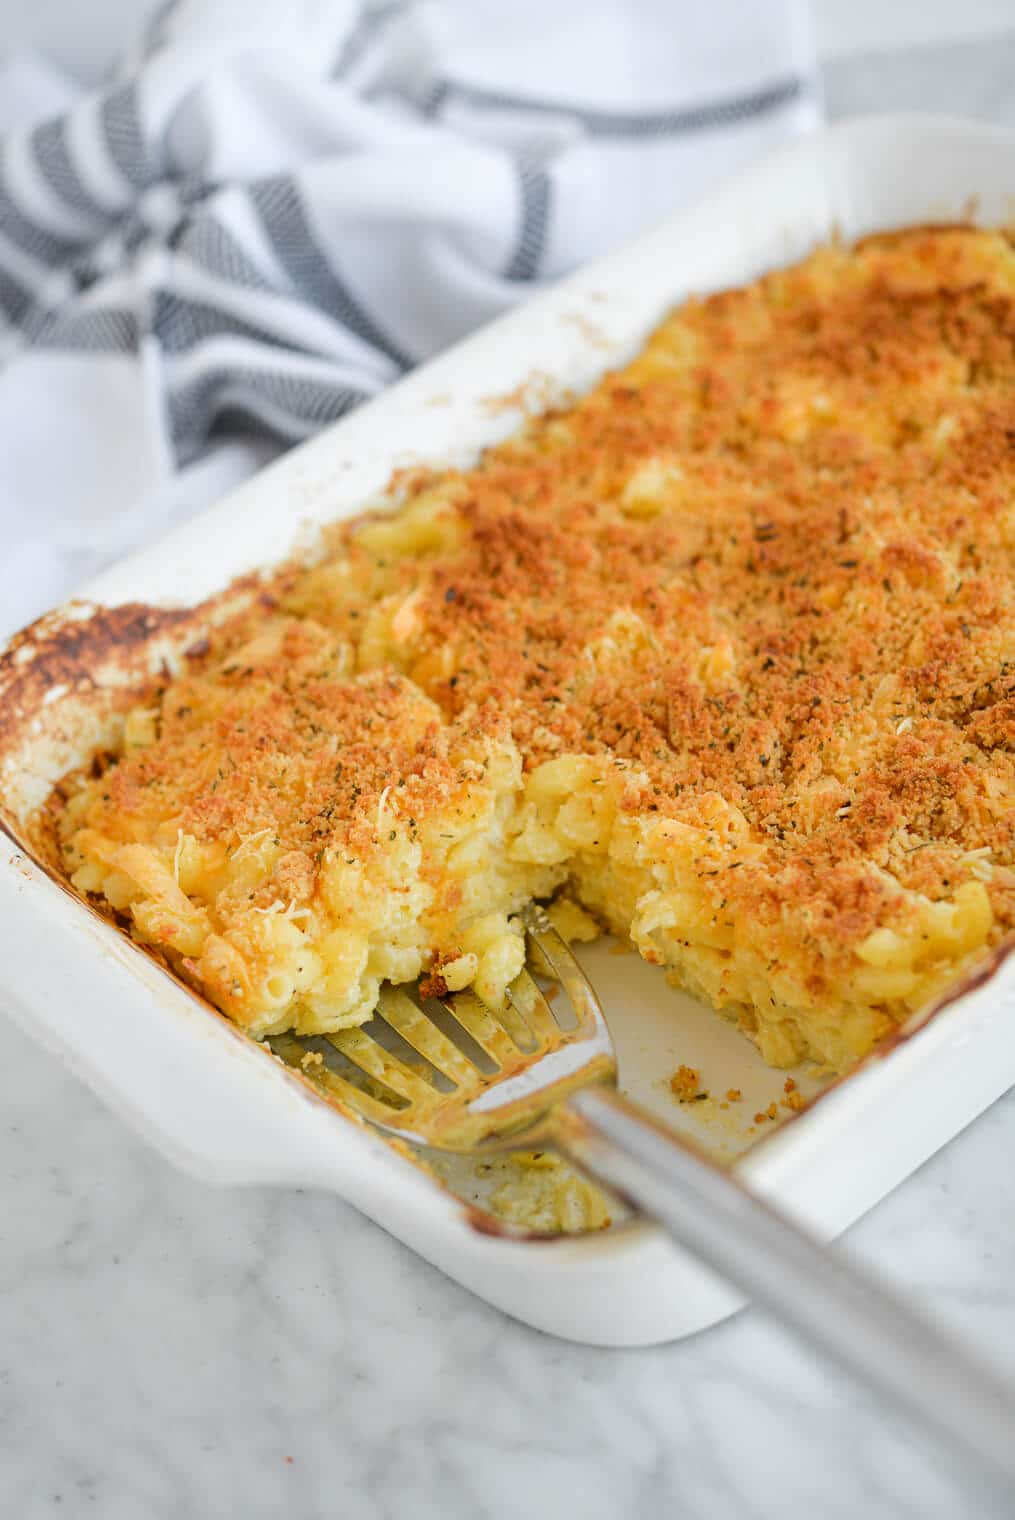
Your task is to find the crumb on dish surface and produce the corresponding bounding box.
[669,1063,706,1101]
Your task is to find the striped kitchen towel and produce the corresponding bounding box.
[0,0,819,635]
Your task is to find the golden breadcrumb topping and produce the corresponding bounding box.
[56,227,1015,1070]
[669,1064,705,1102]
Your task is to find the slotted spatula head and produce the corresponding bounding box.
[270,906,617,1152]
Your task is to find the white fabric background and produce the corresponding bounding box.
[1,0,1011,84]
[0,0,818,638]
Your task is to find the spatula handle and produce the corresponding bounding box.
[556,1086,1015,1498]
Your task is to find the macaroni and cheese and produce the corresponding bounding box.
[54,227,1015,1073]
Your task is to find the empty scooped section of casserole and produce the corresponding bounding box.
[56,225,1015,1071]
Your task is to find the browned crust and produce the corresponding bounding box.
[0,598,199,689]
[0,603,186,754]
[0,574,276,775]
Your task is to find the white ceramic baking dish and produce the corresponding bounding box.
[2,114,1014,1347]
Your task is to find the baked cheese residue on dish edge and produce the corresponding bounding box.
[54,227,1015,1074]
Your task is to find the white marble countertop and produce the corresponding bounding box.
[4,15,1015,1520]
[4,1012,1015,1519]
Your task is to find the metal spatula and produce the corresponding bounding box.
[273,906,1015,1491]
